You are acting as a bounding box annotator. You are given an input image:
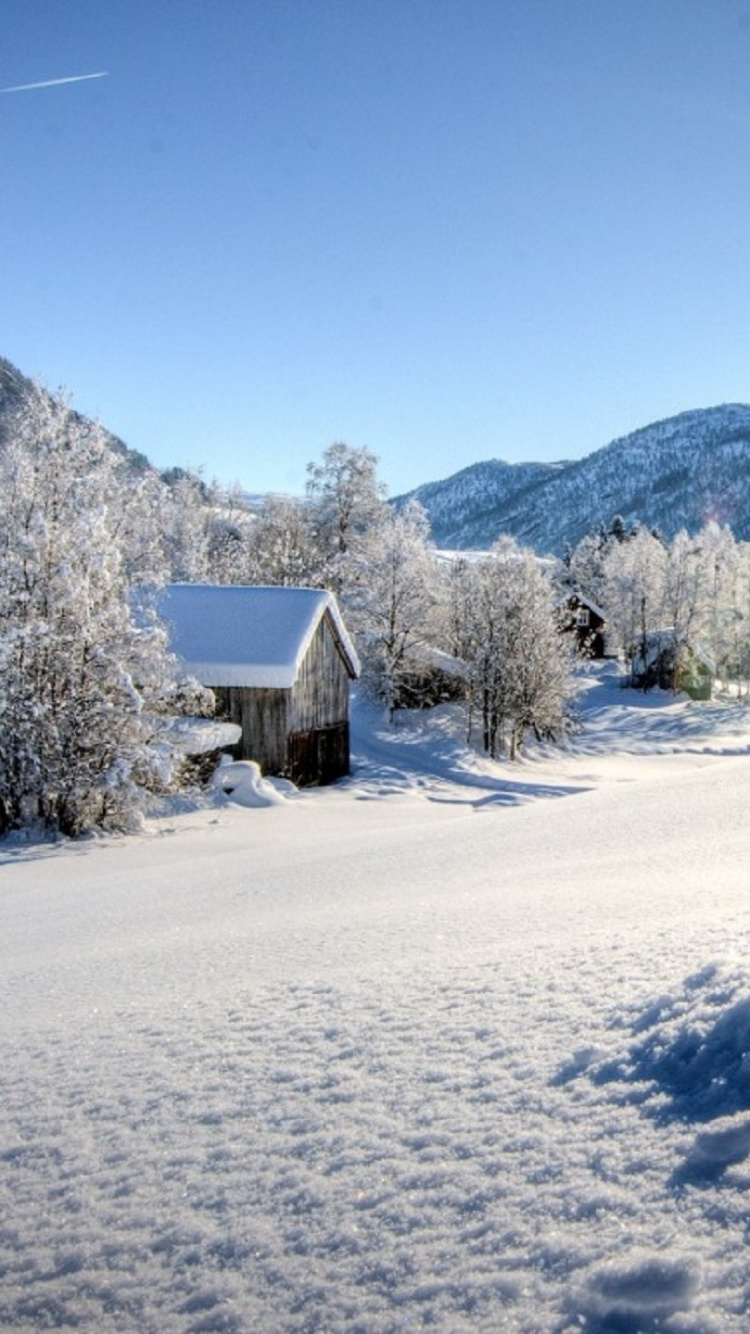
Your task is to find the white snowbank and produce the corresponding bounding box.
[157,715,242,754]
[2,663,750,1331]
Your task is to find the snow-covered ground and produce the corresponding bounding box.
[3,662,750,1332]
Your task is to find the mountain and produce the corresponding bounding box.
[392,458,564,550]
[395,405,750,553]
[6,354,750,556]
[0,357,152,474]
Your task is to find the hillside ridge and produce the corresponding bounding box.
[394,403,750,551]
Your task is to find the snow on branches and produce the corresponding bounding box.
[0,385,205,836]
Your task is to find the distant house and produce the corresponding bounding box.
[159,585,360,785]
[631,629,714,700]
[561,592,608,658]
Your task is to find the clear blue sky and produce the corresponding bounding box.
[3,1,750,497]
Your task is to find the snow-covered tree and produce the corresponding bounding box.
[346,501,441,716]
[201,483,256,584]
[244,494,320,587]
[601,527,667,679]
[661,528,712,652]
[453,539,574,759]
[566,516,639,610]
[571,519,750,694]
[0,386,195,836]
[161,471,211,583]
[695,525,750,689]
[111,469,177,585]
[306,442,388,589]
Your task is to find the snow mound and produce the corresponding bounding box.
[688,1114,750,1169]
[159,716,242,754]
[579,1250,701,1321]
[212,760,293,807]
[583,965,750,1124]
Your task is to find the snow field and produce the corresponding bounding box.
[2,665,750,1332]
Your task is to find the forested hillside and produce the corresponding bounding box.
[0,357,152,473]
[395,405,750,552]
[0,369,574,832]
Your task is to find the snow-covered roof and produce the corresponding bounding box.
[566,591,607,621]
[158,584,360,688]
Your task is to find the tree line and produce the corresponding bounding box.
[566,517,750,690]
[8,381,745,837]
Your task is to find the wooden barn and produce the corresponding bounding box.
[159,584,360,785]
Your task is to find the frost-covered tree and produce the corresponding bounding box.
[566,516,640,610]
[346,501,441,716]
[111,469,177,585]
[661,528,712,654]
[566,530,609,608]
[161,471,211,583]
[454,539,574,759]
[564,517,750,694]
[0,386,194,836]
[202,483,256,584]
[699,528,750,686]
[723,547,750,692]
[244,494,320,587]
[306,442,388,589]
[454,551,510,757]
[601,527,667,680]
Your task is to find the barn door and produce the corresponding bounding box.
[287,723,350,786]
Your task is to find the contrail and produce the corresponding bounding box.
[1,71,108,94]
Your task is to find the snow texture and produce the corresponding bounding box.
[157,584,360,688]
[2,662,750,1332]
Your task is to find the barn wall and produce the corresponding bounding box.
[289,611,352,732]
[286,612,354,783]
[214,686,290,770]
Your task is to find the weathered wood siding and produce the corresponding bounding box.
[287,722,350,786]
[289,611,351,733]
[286,611,352,783]
[213,612,354,782]
[214,685,290,770]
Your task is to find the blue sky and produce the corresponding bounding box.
[3,1,750,497]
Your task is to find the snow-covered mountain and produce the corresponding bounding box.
[6,355,750,555]
[395,405,750,552]
[393,458,562,549]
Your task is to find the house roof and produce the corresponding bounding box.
[565,591,607,622]
[158,584,360,688]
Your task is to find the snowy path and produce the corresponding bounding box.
[2,670,750,1331]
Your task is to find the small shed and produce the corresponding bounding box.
[159,584,360,785]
